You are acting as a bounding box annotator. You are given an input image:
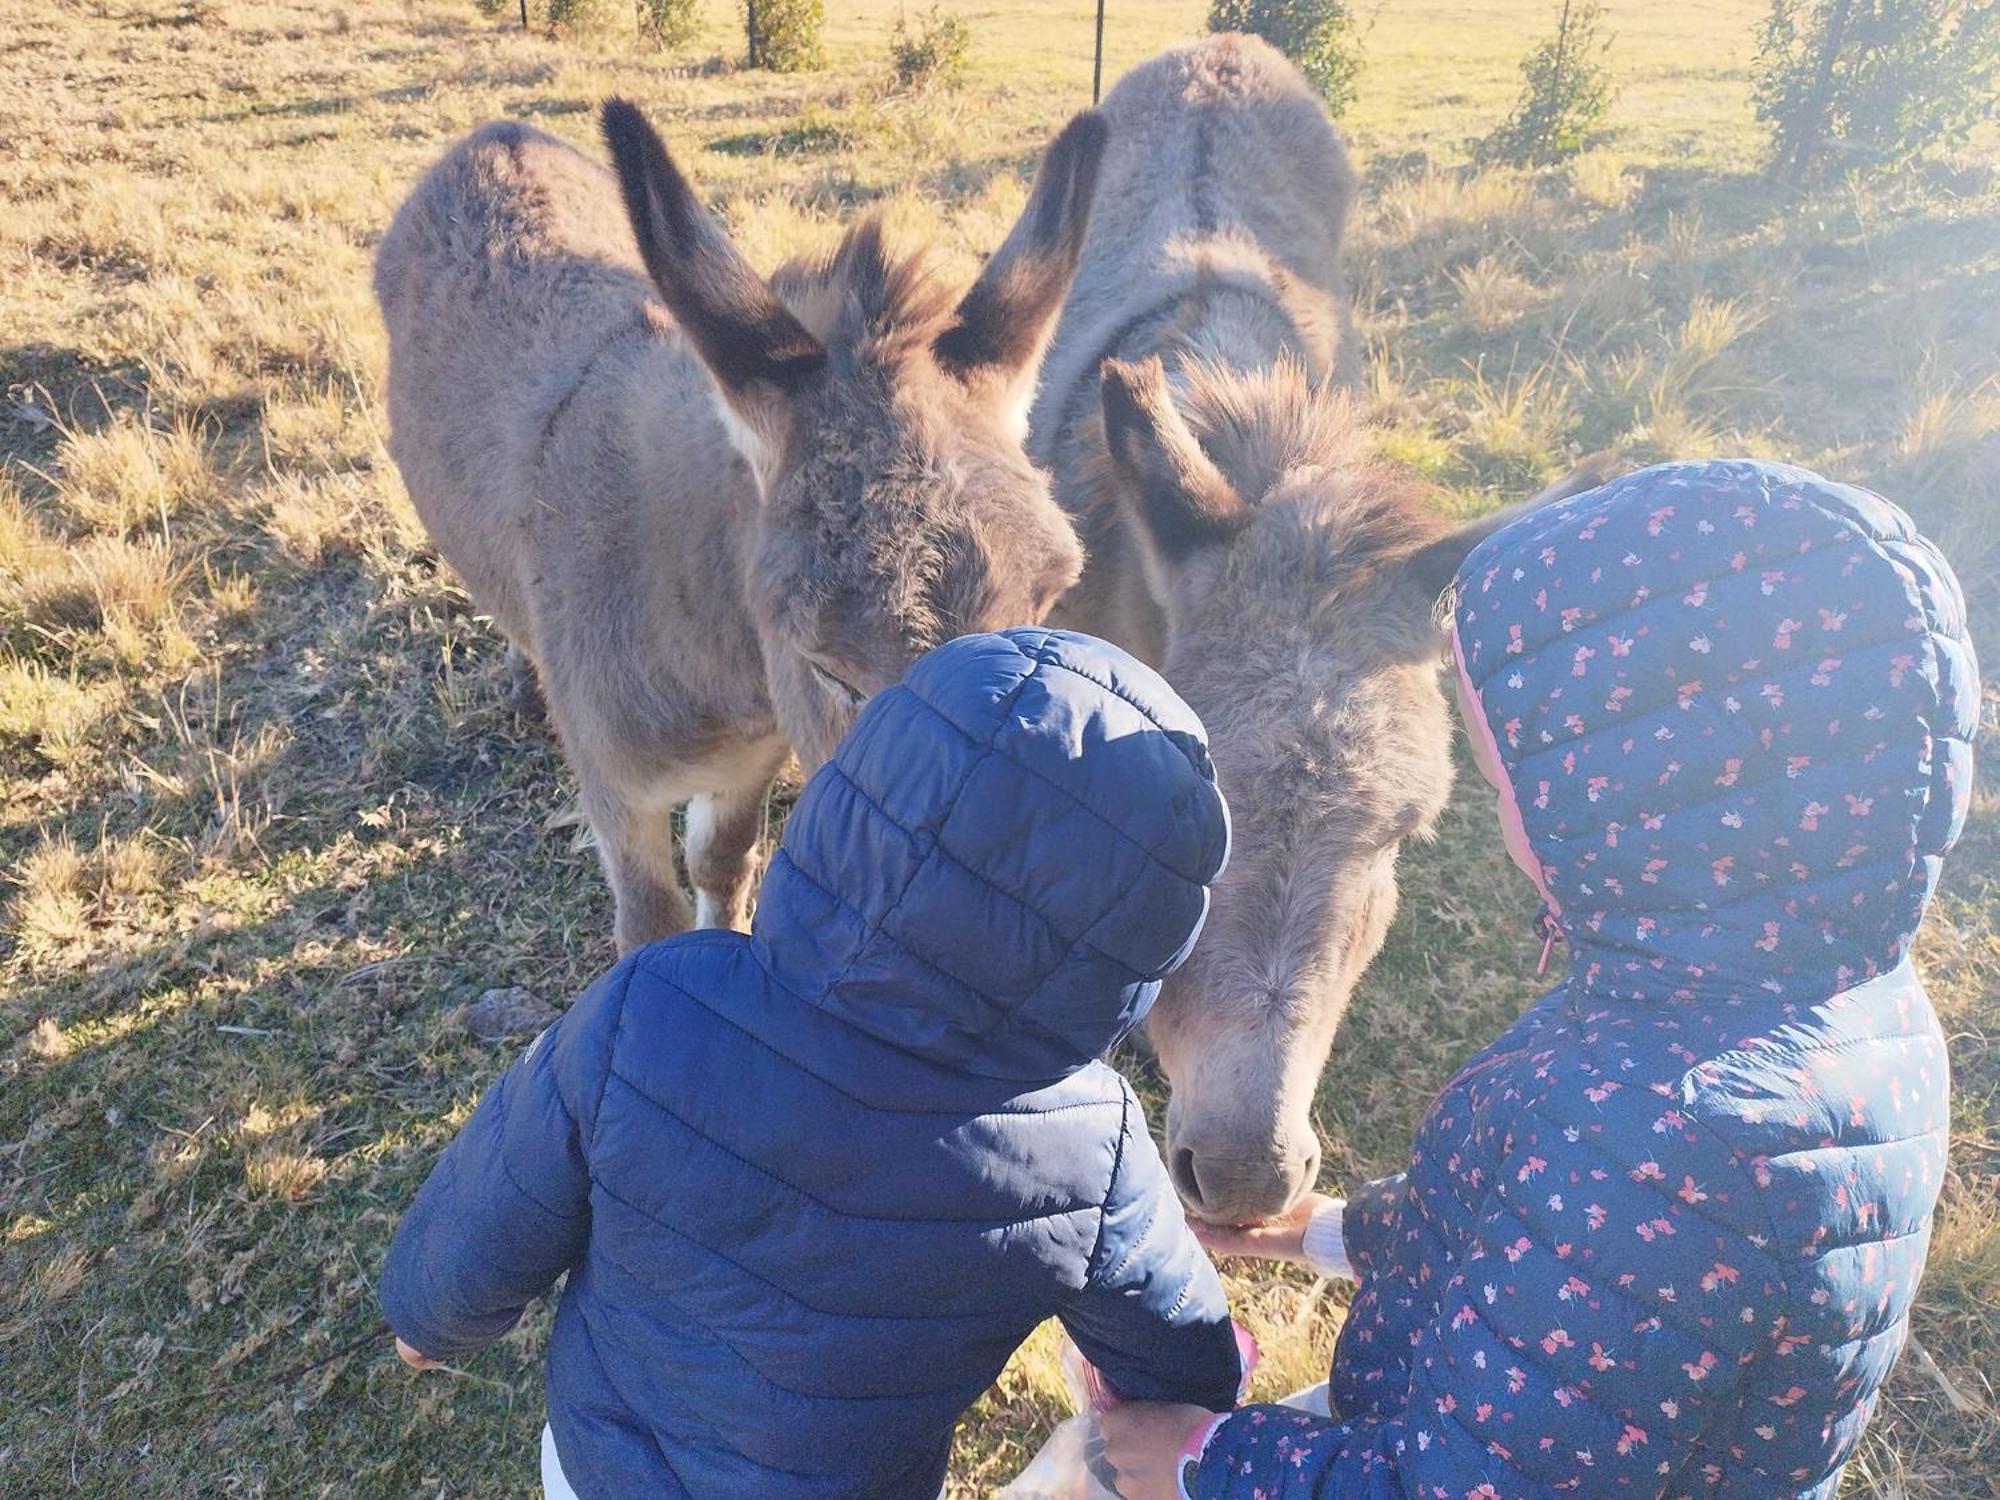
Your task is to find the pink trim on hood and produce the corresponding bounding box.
[1451,613,1561,921]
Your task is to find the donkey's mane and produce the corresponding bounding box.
[1180,355,1435,545]
[771,216,959,365]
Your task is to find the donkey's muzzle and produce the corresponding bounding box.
[1170,1138,1321,1225]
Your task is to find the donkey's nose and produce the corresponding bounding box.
[1171,1140,1321,1225]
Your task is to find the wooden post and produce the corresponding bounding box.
[519,0,528,28]
[1092,0,1106,104]
[747,0,760,66]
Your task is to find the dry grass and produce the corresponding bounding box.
[1,0,1995,1495]
[1450,252,1544,331]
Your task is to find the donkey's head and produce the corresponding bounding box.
[603,101,1095,768]
[1096,355,1551,1224]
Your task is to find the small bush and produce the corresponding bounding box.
[744,0,823,71]
[1480,0,1615,165]
[544,0,613,37]
[1755,0,2000,181]
[636,0,699,47]
[1208,0,1362,115]
[890,6,971,91]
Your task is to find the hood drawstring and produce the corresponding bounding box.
[1534,907,1563,977]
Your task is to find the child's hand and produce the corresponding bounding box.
[1190,1191,1332,1264]
[1100,1401,1222,1500]
[394,1336,441,1371]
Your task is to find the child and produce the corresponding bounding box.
[380,628,1246,1499]
[1100,459,1980,1499]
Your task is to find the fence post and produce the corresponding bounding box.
[1092,0,1106,103]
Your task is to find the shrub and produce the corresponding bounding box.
[889,6,971,91]
[1479,0,1615,165]
[1208,0,1362,115]
[544,0,604,36]
[544,0,613,37]
[636,0,699,47]
[744,0,823,71]
[1755,0,2000,181]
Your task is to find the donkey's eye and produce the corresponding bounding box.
[807,660,867,709]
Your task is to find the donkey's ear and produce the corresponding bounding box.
[934,110,1108,412]
[1401,450,1624,604]
[602,98,825,486]
[1401,507,1525,607]
[1100,355,1249,568]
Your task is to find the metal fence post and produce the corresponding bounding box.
[1092,0,1106,103]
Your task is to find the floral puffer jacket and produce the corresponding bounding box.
[1197,460,1979,1499]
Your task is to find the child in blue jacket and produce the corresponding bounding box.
[1101,460,1979,1499]
[381,629,1244,1498]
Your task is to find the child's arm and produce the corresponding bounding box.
[1116,1180,1761,1499]
[1058,1086,1241,1412]
[379,960,634,1361]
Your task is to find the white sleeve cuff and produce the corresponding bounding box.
[1301,1198,1352,1280]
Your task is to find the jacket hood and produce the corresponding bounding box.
[753,628,1230,1080]
[1454,459,1979,1002]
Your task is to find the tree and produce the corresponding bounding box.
[1756,0,1999,181]
[889,6,972,92]
[1479,0,1616,165]
[1208,0,1363,115]
[745,0,823,71]
[637,0,699,48]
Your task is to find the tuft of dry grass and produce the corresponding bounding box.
[50,412,214,536]
[1445,357,1576,485]
[238,1102,332,1203]
[10,833,93,957]
[0,661,114,770]
[1450,252,1544,331]
[1567,148,1638,209]
[1373,164,1541,249]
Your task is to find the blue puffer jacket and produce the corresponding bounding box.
[1198,461,1978,1498]
[381,628,1242,1498]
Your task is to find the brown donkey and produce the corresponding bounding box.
[375,101,1097,949]
[1033,37,1601,1223]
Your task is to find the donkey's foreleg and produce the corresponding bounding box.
[583,779,693,953]
[684,737,788,932]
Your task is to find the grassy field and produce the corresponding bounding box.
[3,0,1996,1493]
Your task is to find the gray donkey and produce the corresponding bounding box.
[1033,37,1604,1223]
[376,100,1097,949]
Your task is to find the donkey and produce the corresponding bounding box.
[376,100,1098,950]
[1033,36,1602,1224]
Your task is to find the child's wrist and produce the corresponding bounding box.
[1301,1197,1352,1279]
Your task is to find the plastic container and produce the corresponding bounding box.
[998,1325,1261,1500]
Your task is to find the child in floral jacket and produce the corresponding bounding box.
[1103,459,1980,1500]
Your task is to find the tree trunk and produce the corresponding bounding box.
[1784,0,1854,184]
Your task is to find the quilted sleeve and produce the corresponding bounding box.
[1196,1171,1774,1498]
[379,959,633,1359]
[1059,1087,1242,1411]
[1339,1173,1406,1279]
